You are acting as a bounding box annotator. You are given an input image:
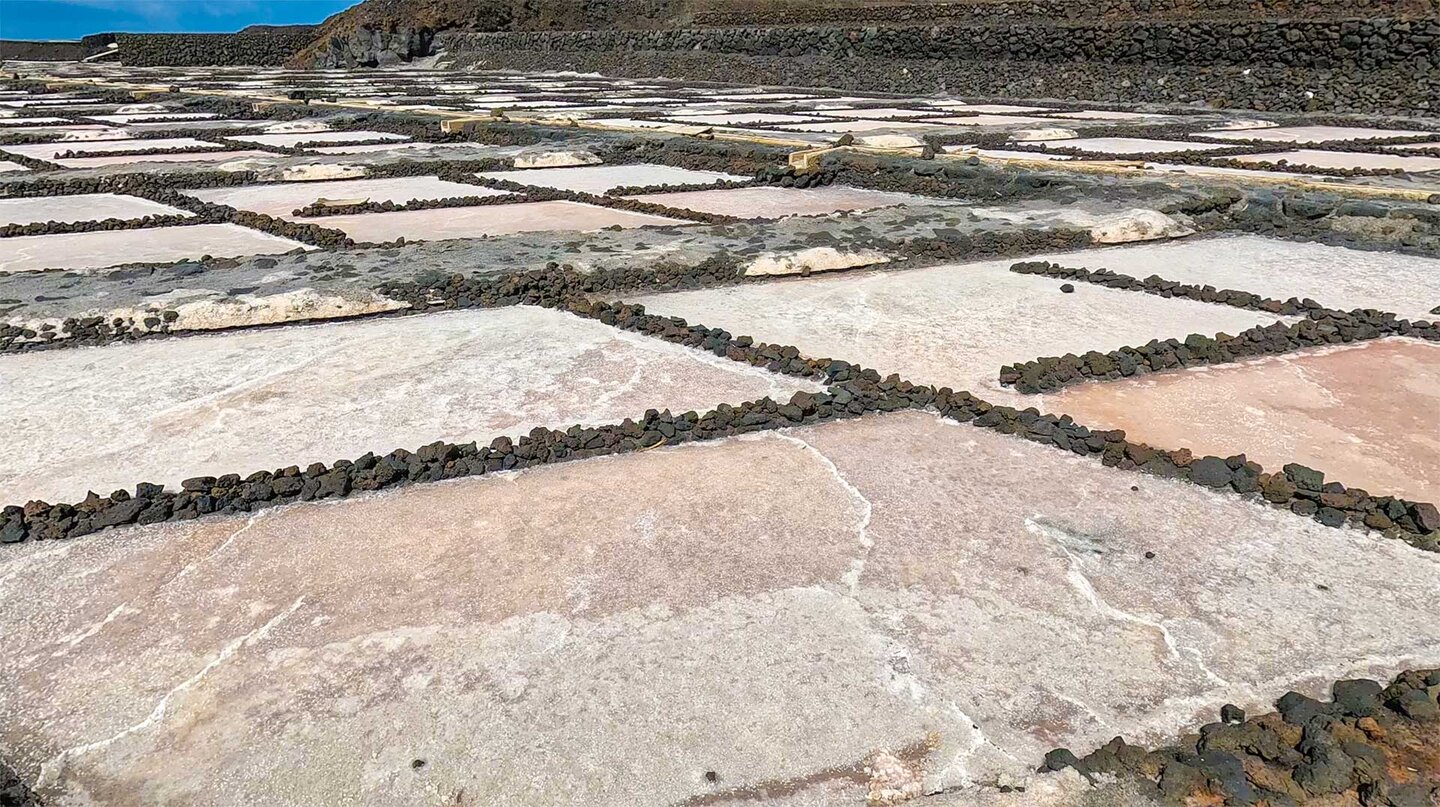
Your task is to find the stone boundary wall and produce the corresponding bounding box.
[115,29,318,66]
[456,46,1431,114]
[0,40,87,61]
[446,19,1438,71]
[445,17,1439,113]
[1045,668,1440,805]
[692,0,1439,27]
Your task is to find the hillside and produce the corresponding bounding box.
[288,0,697,67]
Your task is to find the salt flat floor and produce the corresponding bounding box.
[630,257,1284,405]
[478,163,748,194]
[0,223,309,273]
[306,199,689,242]
[1034,234,1440,320]
[3,411,1435,806]
[1051,338,1440,503]
[0,192,193,226]
[0,305,816,504]
[181,176,511,218]
[3,64,1439,807]
[624,185,959,218]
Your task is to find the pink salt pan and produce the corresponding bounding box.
[1050,338,1440,503]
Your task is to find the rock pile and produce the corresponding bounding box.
[1043,669,1440,806]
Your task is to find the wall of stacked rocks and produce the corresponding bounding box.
[449,20,1440,71]
[447,17,1439,113]
[116,29,318,66]
[0,40,88,61]
[691,0,1436,26]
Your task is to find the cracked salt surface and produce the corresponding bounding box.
[0,192,194,226]
[1051,337,1440,503]
[0,304,819,504]
[0,223,310,273]
[624,185,960,219]
[295,199,688,242]
[477,163,747,194]
[630,255,1284,406]
[1039,233,1440,320]
[181,176,511,218]
[2,412,1435,806]
[1232,148,1440,173]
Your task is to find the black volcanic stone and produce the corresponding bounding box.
[1331,679,1383,718]
[1188,456,1231,488]
[1284,463,1325,491]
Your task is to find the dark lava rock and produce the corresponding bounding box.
[1413,501,1440,533]
[1283,463,1325,491]
[1277,691,1333,725]
[1220,703,1246,724]
[1294,734,1355,795]
[1392,688,1440,720]
[1040,748,1080,772]
[1189,456,1232,488]
[1060,283,1075,293]
[1316,506,1347,527]
[1332,679,1384,717]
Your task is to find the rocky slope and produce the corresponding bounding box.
[289,0,696,67]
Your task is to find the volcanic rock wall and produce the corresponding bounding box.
[690,0,1437,26]
[116,28,318,66]
[0,40,88,61]
[446,17,1440,113]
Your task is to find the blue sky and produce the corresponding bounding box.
[1,0,356,41]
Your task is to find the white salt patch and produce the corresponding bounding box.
[2,137,220,160]
[230,131,409,148]
[624,185,957,218]
[0,224,310,273]
[1037,138,1228,155]
[1049,110,1175,120]
[88,112,219,123]
[304,142,480,155]
[306,200,688,242]
[1040,234,1440,320]
[1197,125,1432,144]
[778,119,945,133]
[53,150,273,169]
[924,115,1060,127]
[665,113,823,126]
[927,102,1052,114]
[479,164,746,194]
[0,305,816,502]
[0,193,194,226]
[183,177,508,218]
[630,257,1282,405]
[945,146,1074,161]
[814,107,936,119]
[1231,150,1440,172]
[0,117,72,126]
